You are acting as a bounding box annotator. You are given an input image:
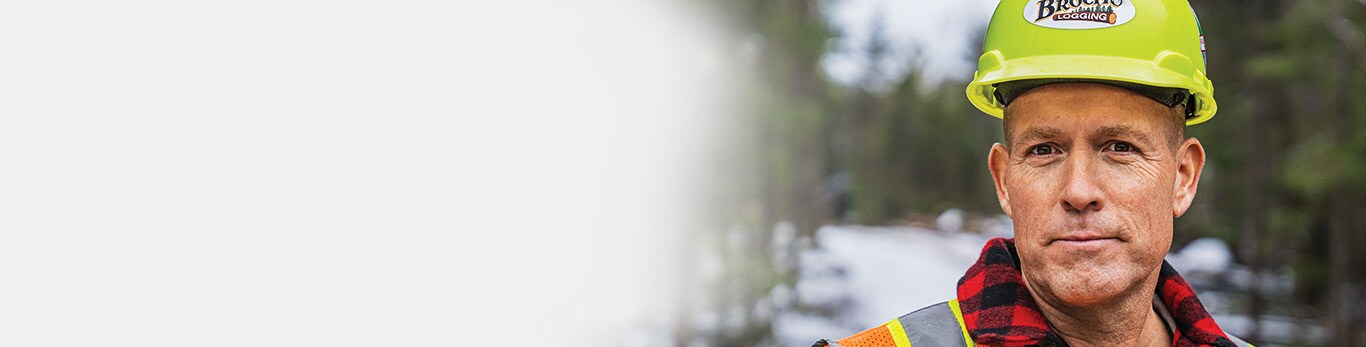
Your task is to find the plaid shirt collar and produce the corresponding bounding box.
[955,238,1238,347]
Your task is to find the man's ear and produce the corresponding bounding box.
[1172,137,1206,217]
[988,143,1013,217]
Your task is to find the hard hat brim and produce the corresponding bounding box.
[966,53,1216,125]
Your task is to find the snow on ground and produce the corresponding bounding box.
[775,225,988,345]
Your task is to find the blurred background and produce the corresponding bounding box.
[3,1,1363,346]
[656,0,1366,346]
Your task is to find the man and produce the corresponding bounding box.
[815,0,1252,346]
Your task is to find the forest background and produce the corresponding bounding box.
[681,0,1366,346]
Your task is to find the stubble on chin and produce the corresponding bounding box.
[1020,246,1160,308]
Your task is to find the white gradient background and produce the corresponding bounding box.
[0,1,721,345]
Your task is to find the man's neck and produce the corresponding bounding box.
[1026,282,1172,347]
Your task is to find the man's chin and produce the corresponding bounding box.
[1025,263,1141,308]
[1049,282,1130,307]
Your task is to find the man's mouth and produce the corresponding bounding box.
[1051,231,1120,245]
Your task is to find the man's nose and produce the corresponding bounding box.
[1060,156,1104,213]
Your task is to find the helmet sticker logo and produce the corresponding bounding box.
[1023,0,1136,29]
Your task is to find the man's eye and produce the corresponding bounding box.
[1107,141,1136,153]
[1028,145,1056,156]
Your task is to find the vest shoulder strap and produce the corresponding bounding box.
[1226,333,1255,347]
[822,300,975,347]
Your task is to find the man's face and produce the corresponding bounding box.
[988,83,1204,307]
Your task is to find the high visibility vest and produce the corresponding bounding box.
[813,300,1255,347]
[814,300,974,347]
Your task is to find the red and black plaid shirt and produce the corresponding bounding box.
[957,238,1238,347]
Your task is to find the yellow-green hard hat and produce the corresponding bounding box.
[966,0,1216,125]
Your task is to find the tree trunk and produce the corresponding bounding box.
[1236,0,1278,340]
[1326,27,1358,347]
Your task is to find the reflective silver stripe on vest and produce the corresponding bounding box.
[1227,333,1254,347]
[894,301,969,347]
